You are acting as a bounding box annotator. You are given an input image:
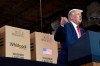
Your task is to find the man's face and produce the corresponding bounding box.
[72,12,82,25]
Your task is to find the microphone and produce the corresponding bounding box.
[90,16,100,20]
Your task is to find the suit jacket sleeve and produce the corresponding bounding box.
[54,25,65,42]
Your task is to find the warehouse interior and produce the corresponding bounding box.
[0,0,99,33]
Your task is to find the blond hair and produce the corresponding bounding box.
[68,9,83,18]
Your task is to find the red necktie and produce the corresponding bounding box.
[77,26,81,38]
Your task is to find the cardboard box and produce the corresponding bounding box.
[31,32,58,64]
[0,25,30,60]
[81,62,100,66]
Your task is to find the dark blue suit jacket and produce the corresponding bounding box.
[54,22,85,65]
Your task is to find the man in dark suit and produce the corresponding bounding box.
[54,9,86,65]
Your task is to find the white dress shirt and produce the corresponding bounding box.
[70,21,80,38]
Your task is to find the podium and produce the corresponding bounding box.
[68,31,100,66]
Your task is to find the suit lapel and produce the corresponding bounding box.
[69,22,78,40]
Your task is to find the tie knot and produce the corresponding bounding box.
[77,26,80,29]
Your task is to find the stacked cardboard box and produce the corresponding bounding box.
[0,25,30,59]
[31,32,58,64]
[81,62,100,66]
